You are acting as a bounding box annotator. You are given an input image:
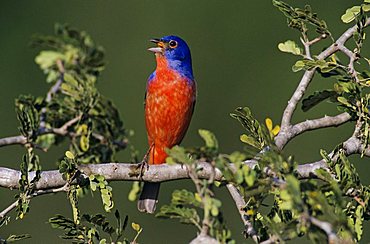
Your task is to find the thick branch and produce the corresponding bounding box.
[0,150,359,191]
[1,133,368,190]
[280,69,316,130]
[0,136,27,147]
[275,112,351,149]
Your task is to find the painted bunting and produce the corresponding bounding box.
[137,35,196,213]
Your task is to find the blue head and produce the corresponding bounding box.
[148,35,194,80]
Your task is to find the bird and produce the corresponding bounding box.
[137,35,196,213]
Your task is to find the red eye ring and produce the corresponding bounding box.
[169,40,178,48]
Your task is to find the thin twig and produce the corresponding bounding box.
[309,216,339,243]
[226,184,259,243]
[40,59,65,128]
[337,45,359,83]
[0,115,81,148]
[49,115,82,136]
[300,34,327,60]
[0,184,69,219]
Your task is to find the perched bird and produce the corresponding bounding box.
[138,35,196,213]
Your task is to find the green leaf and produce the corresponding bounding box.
[80,135,90,152]
[156,205,200,226]
[128,182,140,202]
[292,60,306,72]
[68,188,80,224]
[65,151,75,159]
[171,189,201,207]
[231,107,272,152]
[131,222,141,232]
[341,6,361,23]
[35,50,64,70]
[240,134,260,148]
[198,129,218,150]
[278,40,302,55]
[355,205,363,240]
[279,189,292,210]
[228,151,247,164]
[243,165,257,187]
[337,96,353,108]
[6,234,31,242]
[101,188,114,212]
[273,0,331,36]
[36,134,56,150]
[166,146,193,164]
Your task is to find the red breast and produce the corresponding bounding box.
[145,56,196,164]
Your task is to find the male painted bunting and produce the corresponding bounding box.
[137,35,196,213]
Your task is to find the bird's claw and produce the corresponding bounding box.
[136,158,149,180]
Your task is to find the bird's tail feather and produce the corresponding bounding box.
[137,182,160,214]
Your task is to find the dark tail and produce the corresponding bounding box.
[137,182,161,214]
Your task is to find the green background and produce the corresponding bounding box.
[0,0,367,243]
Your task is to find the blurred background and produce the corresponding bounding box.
[0,0,367,243]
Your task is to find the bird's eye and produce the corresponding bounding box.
[169,40,178,48]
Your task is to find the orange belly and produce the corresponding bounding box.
[145,72,196,165]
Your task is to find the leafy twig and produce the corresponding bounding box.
[39,59,65,128]
[0,184,69,219]
[276,18,370,150]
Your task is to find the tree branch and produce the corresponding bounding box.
[0,184,69,219]
[1,132,368,190]
[0,146,358,192]
[0,136,27,147]
[39,59,65,128]
[277,18,370,150]
[0,115,81,148]
[275,112,351,148]
[309,216,339,243]
[0,115,127,149]
[226,184,259,243]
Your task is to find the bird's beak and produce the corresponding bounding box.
[148,38,165,53]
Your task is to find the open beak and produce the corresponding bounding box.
[148,38,165,53]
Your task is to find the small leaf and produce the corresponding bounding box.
[271,125,280,136]
[240,134,260,148]
[198,129,218,150]
[128,182,140,202]
[228,151,247,164]
[278,40,302,55]
[166,146,193,164]
[80,135,89,152]
[292,60,306,72]
[35,50,64,70]
[265,118,273,131]
[337,96,353,108]
[341,6,361,23]
[65,151,75,159]
[6,234,31,242]
[131,222,141,232]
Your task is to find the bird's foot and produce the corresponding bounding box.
[136,159,149,180]
[136,143,153,179]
